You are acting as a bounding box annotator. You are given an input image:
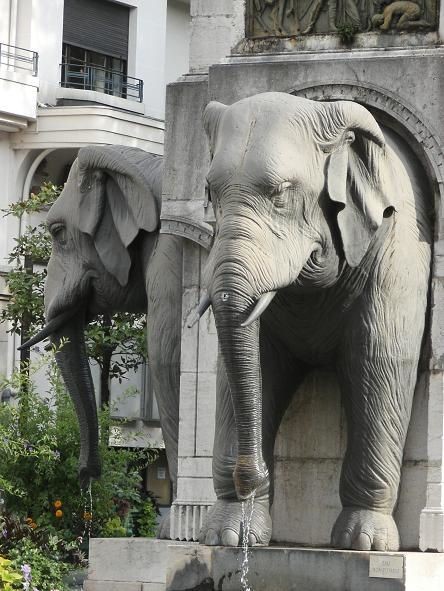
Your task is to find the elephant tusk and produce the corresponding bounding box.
[18,309,80,350]
[187,294,212,328]
[241,291,277,328]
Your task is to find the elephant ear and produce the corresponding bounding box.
[77,146,162,286]
[203,101,228,155]
[325,101,398,267]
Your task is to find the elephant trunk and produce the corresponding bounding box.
[51,314,101,488]
[211,270,268,501]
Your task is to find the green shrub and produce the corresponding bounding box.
[0,351,156,550]
[9,538,69,591]
[101,516,127,538]
[0,556,22,591]
[136,498,158,538]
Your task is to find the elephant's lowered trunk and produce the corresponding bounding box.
[51,315,101,488]
[211,280,268,500]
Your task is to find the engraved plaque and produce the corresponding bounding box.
[369,555,405,579]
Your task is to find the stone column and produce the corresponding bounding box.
[169,240,217,541]
[160,73,217,540]
[420,268,444,552]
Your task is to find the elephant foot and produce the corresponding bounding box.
[199,496,272,547]
[331,507,400,551]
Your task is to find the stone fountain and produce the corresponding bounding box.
[85,1,444,590]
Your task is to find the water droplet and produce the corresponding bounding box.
[221,292,229,302]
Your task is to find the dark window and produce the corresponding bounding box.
[61,1,143,101]
[61,43,128,98]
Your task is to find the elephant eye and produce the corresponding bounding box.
[49,222,67,245]
[270,182,292,208]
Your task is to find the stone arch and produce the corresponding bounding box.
[289,81,444,201]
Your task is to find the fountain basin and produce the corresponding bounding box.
[166,544,444,591]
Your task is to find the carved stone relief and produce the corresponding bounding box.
[246,0,437,36]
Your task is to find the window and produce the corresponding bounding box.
[61,43,127,98]
[61,0,143,101]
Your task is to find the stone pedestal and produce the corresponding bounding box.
[83,538,187,591]
[165,544,444,591]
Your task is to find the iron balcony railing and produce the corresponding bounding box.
[0,43,38,76]
[60,60,143,103]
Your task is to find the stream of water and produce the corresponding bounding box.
[79,483,93,543]
[240,493,255,591]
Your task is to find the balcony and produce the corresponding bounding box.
[0,43,39,131]
[0,43,38,76]
[60,59,144,104]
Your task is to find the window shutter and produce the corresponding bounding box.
[63,0,129,59]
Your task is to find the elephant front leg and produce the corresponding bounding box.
[332,311,422,551]
[199,358,272,547]
[200,338,307,546]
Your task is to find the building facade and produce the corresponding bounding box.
[0,0,191,505]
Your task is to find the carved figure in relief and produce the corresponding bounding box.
[303,0,362,33]
[198,92,431,550]
[254,0,299,35]
[249,0,435,35]
[21,146,182,538]
[371,0,426,30]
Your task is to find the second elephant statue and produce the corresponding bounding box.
[22,146,182,536]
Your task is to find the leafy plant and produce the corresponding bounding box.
[336,23,359,45]
[9,538,69,591]
[100,516,126,538]
[0,351,156,548]
[136,498,158,538]
[0,556,22,591]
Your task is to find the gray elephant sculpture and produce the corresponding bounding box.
[21,146,182,531]
[198,92,431,551]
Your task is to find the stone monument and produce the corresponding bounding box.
[159,0,444,589]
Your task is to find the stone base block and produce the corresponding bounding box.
[85,538,190,591]
[166,544,444,591]
[420,509,444,552]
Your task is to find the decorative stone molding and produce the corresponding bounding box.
[170,502,213,541]
[160,216,214,250]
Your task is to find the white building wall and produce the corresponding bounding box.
[3,0,190,119]
[165,0,191,85]
[0,0,191,386]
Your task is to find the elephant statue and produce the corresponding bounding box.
[21,146,182,536]
[197,92,431,550]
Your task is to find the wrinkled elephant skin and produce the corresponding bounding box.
[199,92,431,550]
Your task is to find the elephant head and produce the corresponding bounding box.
[202,92,398,500]
[22,145,163,487]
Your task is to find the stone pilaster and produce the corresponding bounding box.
[420,273,444,552]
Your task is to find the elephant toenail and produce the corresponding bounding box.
[221,529,239,546]
[338,531,352,549]
[205,530,220,545]
[353,532,372,551]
